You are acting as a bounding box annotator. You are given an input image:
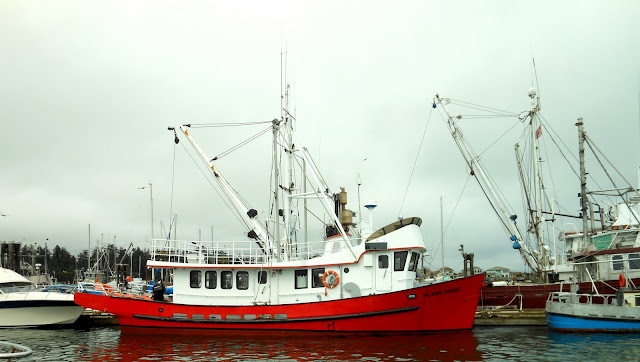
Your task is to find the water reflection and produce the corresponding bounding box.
[114,328,482,361]
[11,325,640,361]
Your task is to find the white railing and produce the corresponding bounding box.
[548,291,616,305]
[149,237,356,265]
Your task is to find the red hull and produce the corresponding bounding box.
[480,278,640,309]
[75,274,484,332]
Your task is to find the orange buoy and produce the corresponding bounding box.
[322,270,340,288]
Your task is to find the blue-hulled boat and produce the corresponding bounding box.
[546,282,640,332]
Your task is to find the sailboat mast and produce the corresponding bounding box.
[577,118,589,252]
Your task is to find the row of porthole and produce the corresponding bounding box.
[171,313,287,320]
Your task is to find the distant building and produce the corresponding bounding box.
[485,266,510,280]
[473,266,483,275]
[437,267,455,278]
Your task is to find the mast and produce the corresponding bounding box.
[272,119,281,260]
[149,181,154,240]
[435,94,540,272]
[529,87,547,280]
[577,118,589,252]
[440,196,444,278]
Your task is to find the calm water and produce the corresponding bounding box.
[2,326,640,361]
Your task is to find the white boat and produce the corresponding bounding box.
[546,280,640,332]
[0,267,84,328]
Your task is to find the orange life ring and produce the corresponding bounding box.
[322,270,340,288]
[619,273,626,288]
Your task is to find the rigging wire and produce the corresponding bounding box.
[399,104,434,216]
[476,118,522,158]
[584,134,640,226]
[168,139,177,238]
[187,121,273,128]
[177,140,251,232]
[211,126,272,161]
[449,99,518,116]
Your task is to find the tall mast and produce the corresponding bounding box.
[577,118,589,252]
[282,84,294,261]
[272,119,281,260]
[440,196,445,278]
[149,181,154,240]
[529,88,547,280]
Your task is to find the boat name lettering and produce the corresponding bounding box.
[423,287,460,298]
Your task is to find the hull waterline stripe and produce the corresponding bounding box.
[546,311,640,324]
[133,306,419,324]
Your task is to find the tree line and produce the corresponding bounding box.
[19,243,151,283]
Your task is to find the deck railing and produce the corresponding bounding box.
[149,236,358,265]
[548,291,616,305]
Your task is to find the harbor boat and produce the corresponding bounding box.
[0,267,84,328]
[435,90,640,309]
[546,276,640,332]
[75,87,485,332]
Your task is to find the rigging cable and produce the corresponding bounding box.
[187,121,273,128]
[211,126,272,161]
[177,138,252,232]
[584,133,640,227]
[398,103,434,216]
[168,131,178,239]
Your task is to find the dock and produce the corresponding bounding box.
[474,308,546,326]
[76,310,119,326]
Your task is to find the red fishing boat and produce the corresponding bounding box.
[75,89,484,332]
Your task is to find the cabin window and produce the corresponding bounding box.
[408,252,420,272]
[378,255,389,269]
[237,271,249,290]
[630,253,640,270]
[221,271,233,289]
[394,251,408,271]
[612,255,624,271]
[258,271,267,284]
[190,270,202,288]
[312,268,325,288]
[205,271,217,289]
[295,269,308,289]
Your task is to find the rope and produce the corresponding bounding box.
[399,104,434,216]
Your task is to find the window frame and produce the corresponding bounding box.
[221,271,233,289]
[190,270,202,288]
[205,270,217,289]
[394,251,409,271]
[378,255,389,269]
[295,269,308,289]
[612,254,624,271]
[236,271,249,290]
[258,270,268,284]
[408,252,420,272]
[629,253,640,270]
[311,268,325,288]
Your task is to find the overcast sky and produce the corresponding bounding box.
[1,1,639,272]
